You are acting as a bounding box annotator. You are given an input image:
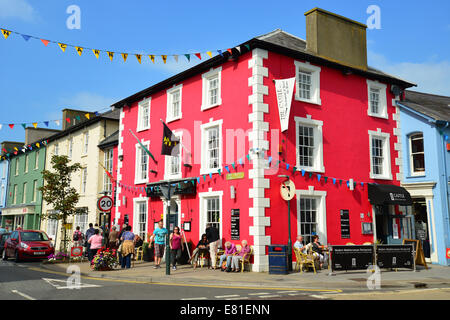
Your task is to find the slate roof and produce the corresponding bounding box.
[98,130,119,149]
[400,90,450,121]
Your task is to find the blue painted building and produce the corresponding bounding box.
[397,90,450,266]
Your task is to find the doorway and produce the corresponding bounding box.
[164,198,179,232]
[375,205,389,244]
[412,198,430,259]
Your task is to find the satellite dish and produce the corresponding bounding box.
[391,85,402,96]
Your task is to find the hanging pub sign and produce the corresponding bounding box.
[340,209,350,239]
[231,209,240,240]
[274,78,295,132]
[331,245,374,271]
[376,245,414,269]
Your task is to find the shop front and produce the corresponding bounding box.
[368,183,413,245]
[0,205,39,231]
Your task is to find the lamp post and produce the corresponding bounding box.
[160,182,174,276]
[278,175,295,271]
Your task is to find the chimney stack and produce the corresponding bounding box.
[304,8,368,71]
[62,109,96,130]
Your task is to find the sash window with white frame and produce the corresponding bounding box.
[74,211,88,234]
[68,138,73,159]
[133,198,148,241]
[32,180,38,202]
[294,61,321,105]
[54,143,59,156]
[15,158,19,175]
[81,168,87,194]
[83,133,89,155]
[200,120,223,175]
[22,182,27,203]
[137,98,151,132]
[13,184,17,204]
[296,189,327,245]
[409,133,425,175]
[166,85,182,123]
[368,130,392,180]
[34,150,39,169]
[299,197,317,245]
[103,148,114,193]
[24,154,29,173]
[199,190,223,240]
[201,67,222,111]
[367,80,388,119]
[135,142,149,184]
[47,219,58,239]
[295,116,324,173]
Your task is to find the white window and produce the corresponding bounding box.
[409,133,425,176]
[135,141,149,184]
[74,212,88,234]
[368,130,392,180]
[15,158,19,175]
[133,198,148,241]
[22,182,27,203]
[294,61,321,105]
[47,219,58,240]
[201,67,222,111]
[54,143,59,155]
[137,98,151,132]
[83,133,89,155]
[34,150,39,169]
[296,189,327,245]
[24,154,29,173]
[13,184,17,204]
[200,120,223,175]
[103,148,114,193]
[164,132,182,180]
[199,190,223,240]
[295,116,324,172]
[166,85,182,122]
[68,138,73,159]
[1,185,5,204]
[367,80,388,119]
[32,180,38,202]
[81,168,88,193]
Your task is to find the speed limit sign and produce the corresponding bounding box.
[97,195,113,212]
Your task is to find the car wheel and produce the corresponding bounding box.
[2,249,7,261]
[14,251,20,263]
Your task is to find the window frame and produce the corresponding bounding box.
[294,61,321,105]
[22,182,27,203]
[137,97,151,132]
[73,211,88,234]
[199,189,223,241]
[15,158,19,176]
[200,119,223,175]
[409,132,426,176]
[24,154,29,173]
[34,150,39,170]
[294,116,325,173]
[134,141,150,185]
[32,180,38,203]
[82,133,89,155]
[368,130,392,180]
[133,197,148,241]
[68,137,73,159]
[164,131,183,180]
[201,67,222,111]
[166,84,183,123]
[366,80,388,119]
[296,188,327,245]
[81,167,88,194]
[103,148,114,194]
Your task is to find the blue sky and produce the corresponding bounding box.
[0,0,449,144]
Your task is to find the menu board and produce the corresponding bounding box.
[231,209,240,240]
[376,245,414,269]
[340,210,350,239]
[331,245,374,271]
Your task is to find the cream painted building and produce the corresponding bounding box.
[40,109,119,250]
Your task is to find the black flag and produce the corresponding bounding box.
[161,121,180,156]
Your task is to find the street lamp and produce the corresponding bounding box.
[278,174,293,271]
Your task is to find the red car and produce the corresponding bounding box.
[2,229,54,262]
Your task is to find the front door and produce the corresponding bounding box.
[168,199,179,232]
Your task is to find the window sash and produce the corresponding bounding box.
[137,202,147,241]
[35,151,39,169]
[371,138,384,175]
[83,134,89,154]
[103,149,114,192]
[298,70,312,100]
[297,125,315,167]
[370,88,380,114]
[206,197,220,231]
[137,146,148,181]
[82,168,87,193]
[22,183,27,203]
[74,213,88,234]
[32,180,37,202]
[207,127,219,169]
[299,197,317,245]
[24,155,29,173]
[208,76,219,106]
[170,91,180,119]
[410,134,425,173]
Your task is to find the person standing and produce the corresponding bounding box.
[169,226,184,270]
[87,229,103,262]
[108,226,119,250]
[150,220,168,269]
[84,223,96,258]
[72,226,84,247]
[120,226,135,269]
[205,223,220,270]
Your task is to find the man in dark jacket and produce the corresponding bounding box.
[84,223,96,257]
[205,223,220,269]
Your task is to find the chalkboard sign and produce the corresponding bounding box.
[331,245,374,271]
[376,245,414,269]
[403,239,428,269]
[231,209,240,240]
[340,210,350,239]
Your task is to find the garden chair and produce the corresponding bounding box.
[215,248,225,268]
[298,250,316,273]
[240,246,253,272]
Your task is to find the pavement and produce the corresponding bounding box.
[36,259,450,293]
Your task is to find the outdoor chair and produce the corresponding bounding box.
[197,249,210,268]
[135,246,143,261]
[215,249,225,268]
[296,248,316,273]
[240,246,253,272]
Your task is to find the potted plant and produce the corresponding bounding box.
[91,247,118,271]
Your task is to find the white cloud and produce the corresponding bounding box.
[0,0,37,22]
[368,51,450,96]
[58,92,117,111]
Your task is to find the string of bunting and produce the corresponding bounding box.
[0,138,49,160]
[0,27,250,64]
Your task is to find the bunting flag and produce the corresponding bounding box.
[107,51,114,61]
[32,123,38,128]
[135,54,142,64]
[173,55,178,62]
[58,43,67,52]
[121,53,128,62]
[85,113,90,119]
[194,53,201,60]
[206,51,212,58]
[92,49,100,59]
[185,54,190,62]
[41,39,50,46]
[22,35,31,41]
[75,46,83,56]
[1,28,11,39]
[162,55,167,64]
[149,55,155,63]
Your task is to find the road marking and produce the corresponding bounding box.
[248,292,270,295]
[215,294,240,298]
[310,294,329,299]
[259,294,280,298]
[42,278,101,289]
[28,267,343,293]
[11,290,36,300]
[277,290,297,294]
[181,297,208,300]
[288,293,304,296]
[226,297,249,300]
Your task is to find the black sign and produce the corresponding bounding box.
[340,210,350,239]
[331,245,374,271]
[231,209,240,240]
[147,179,196,198]
[376,245,414,269]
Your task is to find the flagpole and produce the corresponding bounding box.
[128,129,157,163]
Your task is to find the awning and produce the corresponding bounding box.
[146,178,197,198]
[368,183,413,205]
[1,205,36,216]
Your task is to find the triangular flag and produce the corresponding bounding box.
[227,48,233,54]
[58,43,67,52]
[244,44,250,51]
[36,143,40,148]
[75,46,83,56]
[1,29,11,39]
[324,176,328,183]
[339,180,343,185]
[21,124,26,129]
[206,51,212,58]
[196,177,200,183]
[309,172,313,178]
[332,178,336,184]
[184,54,190,62]
[317,174,321,182]
[121,53,128,62]
[361,182,364,187]
[32,123,38,128]
[66,118,71,123]
[218,169,222,175]
[92,49,100,59]
[268,156,272,164]
[301,169,305,176]
[107,51,114,61]
[75,115,81,121]
[235,46,241,53]
[44,121,49,127]
[40,39,50,46]
[135,54,142,64]
[173,55,178,62]
[225,166,230,173]
[55,120,60,126]
[203,175,206,181]
[22,34,31,41]
[209,172,212,179]
[162,55,167,64]
[286,163,290,170]
[231,162,235,170]
[238,158,243,165]
[217,50,223,57]
[246,154,250,161]
[293,167,297,174]
[194,53,201,60]
[84,113,90,119]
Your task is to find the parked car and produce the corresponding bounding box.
[2,230,54,262]
[0,232,10,256]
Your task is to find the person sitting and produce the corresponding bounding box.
[219,241,237,272]
[310,235,328,269]
[293,235,306,253]
[189,234,209,269]
[134,234,144,248]
[231,240,251,272]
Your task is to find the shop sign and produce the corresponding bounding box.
[331,245,374,271]
[231,209,240,240]
[226,172,244,180]
[376,245,414,269]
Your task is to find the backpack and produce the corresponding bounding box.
[73,231,81,241]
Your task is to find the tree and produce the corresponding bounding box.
[39,155,82,253]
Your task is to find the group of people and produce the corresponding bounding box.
[294,234,328,269]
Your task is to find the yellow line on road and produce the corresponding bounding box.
[27,267,342,293]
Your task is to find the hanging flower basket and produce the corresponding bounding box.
[91,247,118,271]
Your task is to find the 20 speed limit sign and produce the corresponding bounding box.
[97,196,113,212]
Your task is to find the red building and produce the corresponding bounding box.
[111,8,414,271]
